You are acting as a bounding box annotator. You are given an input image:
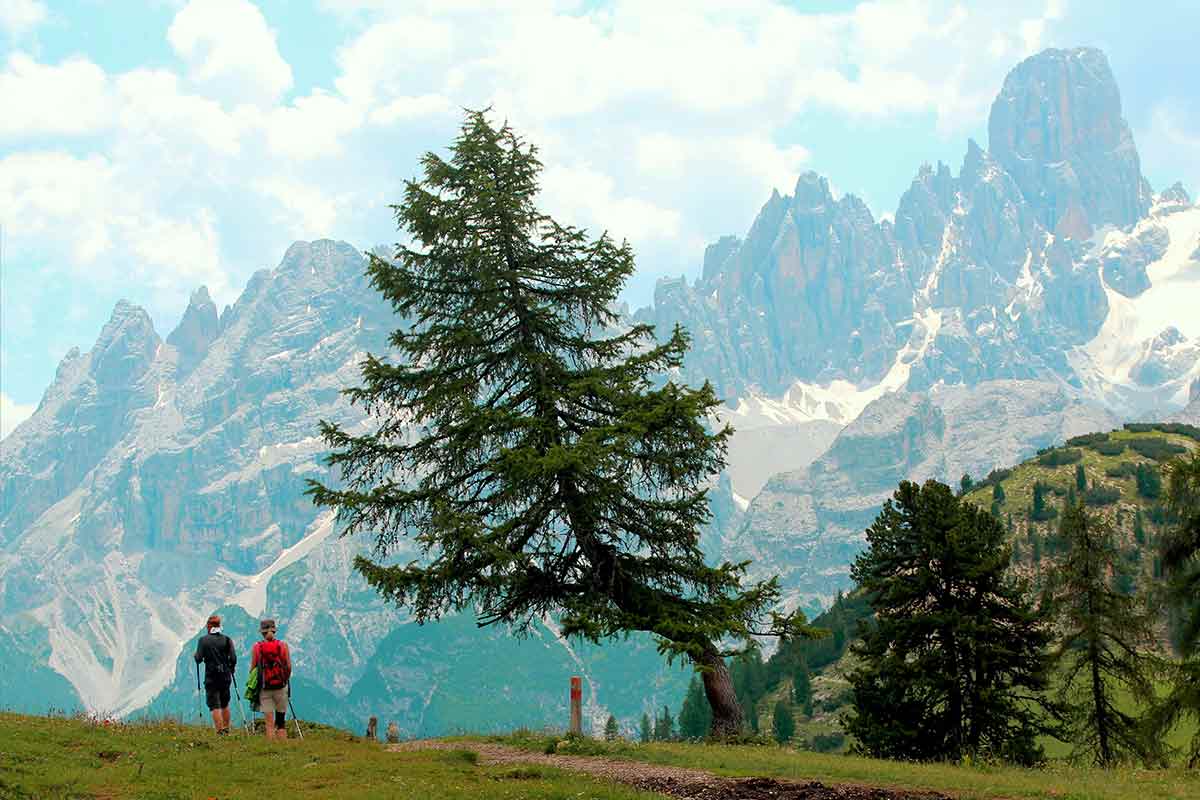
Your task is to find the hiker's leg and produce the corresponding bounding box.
[265,713,276,739]
[221,707,231,731]
[209,708,222,730]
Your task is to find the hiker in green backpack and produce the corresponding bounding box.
[193,615,236,734]
[251,618,292,740]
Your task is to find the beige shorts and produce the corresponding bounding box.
[260,687,288,716]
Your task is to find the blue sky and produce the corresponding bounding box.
[1,0,1198,436]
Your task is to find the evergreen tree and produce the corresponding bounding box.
[1133,511,1146,546]
[678,676,713,740]
[604,714,619,741]
[639,712,652,744]
[1153,452,1200,767]
[1136,463,1163,500]
[653,705,675,741]
[772,698,796,745]
[1050,502,1159,766]
[1076,463,1088,492]
[845,480,1057,765]
[993,482,1007,504]
[792,654,813,717]
[960,473,974,495]
[307,110,808,737]
[1032,482,1057,522]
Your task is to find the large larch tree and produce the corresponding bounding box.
[307,110,805,736]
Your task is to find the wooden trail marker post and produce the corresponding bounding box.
[569,676,582,736]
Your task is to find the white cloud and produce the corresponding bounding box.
[0,53,112,137]
[0,151,230,299]
[116,69,247,155]
[369,93,457,126]
[0,391,35,439]
[255,177,349,236]
[539,163,681,244]
[636,132,810,197]
[0,0,45,37]
[167,0,293,105]
[263,89,364,159]
[333,16,455,108]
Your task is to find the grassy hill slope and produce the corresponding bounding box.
[0,713,658,799]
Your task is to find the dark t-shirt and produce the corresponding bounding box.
[193,632,236,686]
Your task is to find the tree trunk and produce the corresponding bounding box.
[696,644,744,737]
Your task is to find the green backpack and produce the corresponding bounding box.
[244,665,261,710]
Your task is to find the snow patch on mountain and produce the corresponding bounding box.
[1072,206,1200,411]
[229,511,337,617]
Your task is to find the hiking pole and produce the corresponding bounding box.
[287,697,305,740]
[230,670,250,735]
[195,663,204,727]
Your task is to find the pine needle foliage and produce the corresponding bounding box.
[1153,451,1200,767]
[307,111,800,733]
[845,480,1059,765]
[1048,502,1160,767]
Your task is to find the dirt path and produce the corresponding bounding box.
[390,741,957,800]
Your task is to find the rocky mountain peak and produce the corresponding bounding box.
[988,46,1150,237]
[277,239,365,282]
[791,171,833,213]
[166,286,220,377]
[701,235,740,283]
[1161,182,1191,205]
[91,301,160,387]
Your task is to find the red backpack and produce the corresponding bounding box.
[257,639,290,690]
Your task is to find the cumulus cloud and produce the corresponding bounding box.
[0,0,45,37]
[0,53,112,137]
[539,162,682,245]
[167,0,293,105]
[0,392,35,439]
[255,177,350,236]
[0,151,231,300]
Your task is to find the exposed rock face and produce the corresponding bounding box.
[988,47,1151,238]
[730,382,1118,613]
[166,286,219,377]
[1170,379,1200,424]
[647,47,1200,420]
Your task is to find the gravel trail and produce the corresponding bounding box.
[390,740,960,799]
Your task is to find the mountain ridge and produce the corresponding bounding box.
[1,46,1198,731]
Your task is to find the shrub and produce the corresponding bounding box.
[1124,422,1200,442]
[1128,437,1187,462]
[1038,448,1084,467]
[1067,432,1110,447]
[809,731,846,753]
[1106,462,1138,478]
[1094,440,1127,456]
[1084,485,1122,507]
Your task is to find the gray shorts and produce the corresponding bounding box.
[260,686,288,716]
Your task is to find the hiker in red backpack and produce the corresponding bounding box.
[251,618,292,740]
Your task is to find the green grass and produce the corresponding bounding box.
[0,713,660,799]
[483,732,1200,800]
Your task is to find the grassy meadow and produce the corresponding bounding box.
[0,713,658,800]
[484,731,1200,800]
